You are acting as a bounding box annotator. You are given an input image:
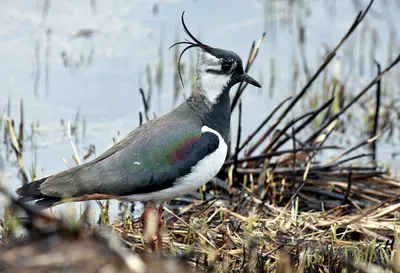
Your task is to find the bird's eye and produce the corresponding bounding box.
[221,61,233,72]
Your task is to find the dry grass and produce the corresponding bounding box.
[0,170,399,272]
[111,172,400,272]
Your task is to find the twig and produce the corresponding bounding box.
[372,60,381,163]
[281,131,307,148]
[267,97,335,154]
[139,111,143,126]
[246,111,316,157]
[139,88,149,122]
[163,206,217,249]
[230,42,254,112]
[306,53,400,144]
[6,118,28,185]
[232,101,242,186]
[341,171,353,205]
[336,194,400,229]
[256,0,374,157]
[230,96,292,160]
[272,158,312,223]
[326,153,374,169]
[327,133,382,164]
[231,33,265,112]
[18,98,24,145]
[223,146,340,166]
[291,128,297,186]
[68,121,81,166]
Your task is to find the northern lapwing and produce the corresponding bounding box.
[16,12,261,250]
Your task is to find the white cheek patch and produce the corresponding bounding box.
[199,72,231,104]
[197,51,231,105]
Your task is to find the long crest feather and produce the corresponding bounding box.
[181,11,204,46]
[170,11,210,87]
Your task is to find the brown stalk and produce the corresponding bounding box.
[371,60,381,163]
[247,0,374,158]
[266,97,335,154]
[6,119,28,186]
[223,145,339,166]
[231,33,266,112]
[246,110,316,157]
[327,134,382,164]
[306,53,400,144]
[18,99,24,145]
[139,88,150,122]
[232,101,242,186]
[229,96,292,160]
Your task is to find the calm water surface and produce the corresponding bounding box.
[0,0,399,218]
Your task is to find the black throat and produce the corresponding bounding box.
[186,88,231,143]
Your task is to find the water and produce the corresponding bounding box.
[0,0,399,218]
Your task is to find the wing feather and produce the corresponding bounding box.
[34,120,219,198]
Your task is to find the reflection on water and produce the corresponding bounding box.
[0,0,399,219]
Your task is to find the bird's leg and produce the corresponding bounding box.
[156,202,165,252]
[140,202,157,252]
[140,202,165,253]
[140,202,154,224]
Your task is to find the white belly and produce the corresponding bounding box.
[126,126,228,203]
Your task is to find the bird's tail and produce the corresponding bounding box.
[16,176,49,200]
[16,176,61,209]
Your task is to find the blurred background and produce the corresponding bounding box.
[0,0,399,214]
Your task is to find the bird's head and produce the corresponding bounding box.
[170,12,261,105]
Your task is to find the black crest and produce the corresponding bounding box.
[169,11,211,86]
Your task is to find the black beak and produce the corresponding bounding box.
[239,73,261,88]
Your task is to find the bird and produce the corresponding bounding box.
[16,11,261,251]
